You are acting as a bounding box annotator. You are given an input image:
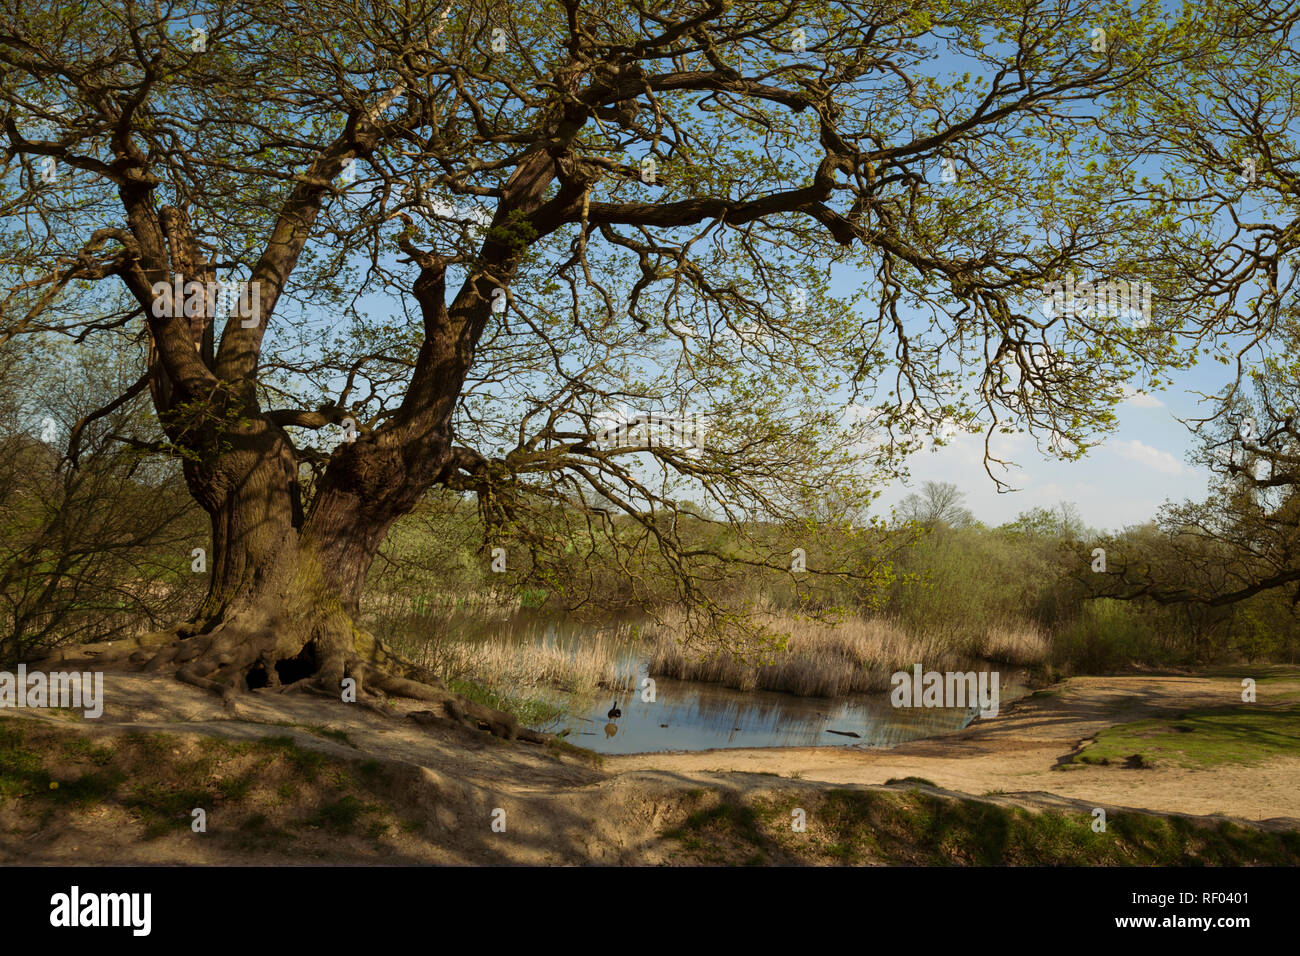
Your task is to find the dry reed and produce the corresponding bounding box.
[383,603,1049,700]
[401,620,640,696]
[647,613,1048,696]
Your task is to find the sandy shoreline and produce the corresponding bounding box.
[3,668,1297,864]
[610,672,1300,824]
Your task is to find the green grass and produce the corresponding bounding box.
[664,798,769,864]
[1196,666,1300,685]
[301,795,379,834]
[664,787,1300,865]
[247,720,359,748]
[247,735,330,779]
[1069,704,1300,769]
[309,726,356,746]
[0,716,403,844]
[447,677,566,728]
[59,736,116,765]
[0,723,44,797]
[126,783,216,836]
[543,734,602,766]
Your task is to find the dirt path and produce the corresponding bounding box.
[610,672,1300,825]
[3,669,1297,864]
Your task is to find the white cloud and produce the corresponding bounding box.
[1121,385,1164,408]
[1111,439,1188,475]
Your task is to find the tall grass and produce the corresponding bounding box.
[982,620,1053,666]
[392,618,640,697]
[647,613,1048,697]
[380,598,1050,702]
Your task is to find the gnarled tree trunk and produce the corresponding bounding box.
[157,413,385,696]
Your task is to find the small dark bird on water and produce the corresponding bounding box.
[607,700,622,719]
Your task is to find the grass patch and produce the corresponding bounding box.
[543,734,602,767]
[59,736,116,765]
[251,735,330,779]
[663,787,1300,865]
[1197,666,1300,686]
[447,677,565,728]
[301,795,377,834]
[1069,704,1300,769]
[126,783,216,837]
[248,720,359,748]
[0,722,45,797]
[309,726,356,746]
[0,716,409,852]
[663,798,769,864]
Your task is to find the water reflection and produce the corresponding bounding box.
[538,669,1028,755]
[429,613,1029,756]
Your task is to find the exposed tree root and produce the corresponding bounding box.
[29,614,555,747]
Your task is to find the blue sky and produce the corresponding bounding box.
[266,6,1266,537]
[873,361,1218,532]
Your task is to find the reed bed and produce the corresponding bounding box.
[397,619,640,697]
[646,613,1049,697]
[381,602,1049,701]
[980,620,1051,666]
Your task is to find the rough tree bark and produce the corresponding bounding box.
[37,123,569,743]
[12,1,1190,742]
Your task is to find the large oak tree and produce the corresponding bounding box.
[1,0,1275,728]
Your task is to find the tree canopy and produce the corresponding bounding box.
[1,0,1296,710]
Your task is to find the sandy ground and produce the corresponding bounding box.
[609,672,1300,825]
[3,669,1297,863]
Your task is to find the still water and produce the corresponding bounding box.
[430,614,1031,755]
[532,664,1029,755]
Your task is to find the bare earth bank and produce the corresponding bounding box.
[1,669,1296,864]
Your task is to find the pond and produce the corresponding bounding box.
[530,661,1030,755]
[412,612,1032,755]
